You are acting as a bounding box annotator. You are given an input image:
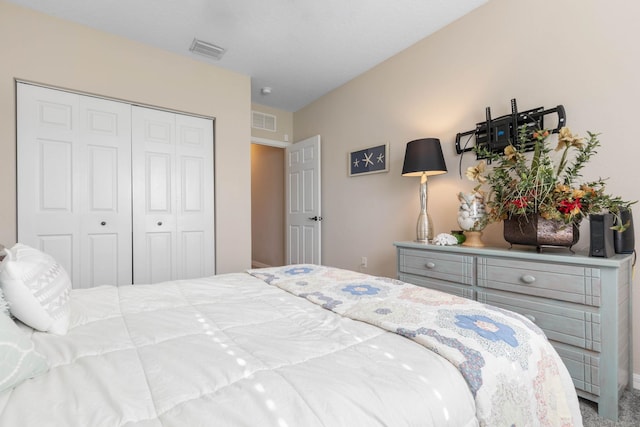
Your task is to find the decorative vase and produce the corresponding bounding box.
[613,208,635,254]
[462,230,484,247]
[457,191,487,247]
[503,214,579,252]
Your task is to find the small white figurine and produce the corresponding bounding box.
[433,233,459,246]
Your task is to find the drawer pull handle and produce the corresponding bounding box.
[524,314,537,323]
[425,262,436,269]
[521,275,536,284]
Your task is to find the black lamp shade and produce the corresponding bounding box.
[401,138,447,177]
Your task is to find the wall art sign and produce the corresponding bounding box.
[348,143,389,176]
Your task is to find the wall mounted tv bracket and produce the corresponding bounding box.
[455,98,566,160]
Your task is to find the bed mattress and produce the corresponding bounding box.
[0,265,582,426]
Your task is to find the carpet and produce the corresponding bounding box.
[580,389,640,426]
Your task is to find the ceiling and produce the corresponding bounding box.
[7,0,488,112]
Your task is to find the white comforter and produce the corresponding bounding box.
[0,266,581,426]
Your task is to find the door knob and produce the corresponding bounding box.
[100,221,106,226]
[308,216,323,221]
[157,221,163,226]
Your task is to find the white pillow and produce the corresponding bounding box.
[0,287,9,316]
[0,244,71,335]
[0,313,49,392]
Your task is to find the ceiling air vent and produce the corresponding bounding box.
[189,38,226,60]
[252,111,276,132]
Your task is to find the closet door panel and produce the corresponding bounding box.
[86,233,119,286]
[18,83,132,288]
[182,157,203,212]
[176,114,214,279]
[39,235,74,280]
[87,146,118,210]
[39,140,73,210]
[78,95,132,287]
[132,107,177,284]
[146,153,173,212]
[133,108,214,283]
[17,84,81,283]
[145,232,174,284]
[181,231,205,279]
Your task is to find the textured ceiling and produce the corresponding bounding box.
[7,0,488,111]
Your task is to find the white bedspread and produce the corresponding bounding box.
[1,271,478,426]
[0,266,582,426]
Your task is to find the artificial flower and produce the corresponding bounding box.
[466,126,634,228]
[465,160,487,184]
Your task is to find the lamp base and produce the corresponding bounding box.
[416,211,433,244]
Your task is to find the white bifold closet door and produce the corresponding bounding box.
[17,83,215,287]
[132,106,214,284]
[17,83,133,288]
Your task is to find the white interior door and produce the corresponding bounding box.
[132,106,214,284]
[17,83,132,288]
[285,135,321,264]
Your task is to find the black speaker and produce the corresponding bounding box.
[590,213,615,258]
[613,208,635,254]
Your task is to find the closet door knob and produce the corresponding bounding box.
[100,221,106,226]
[157,221,163,226]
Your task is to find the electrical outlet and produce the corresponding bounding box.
[361,257,368,268]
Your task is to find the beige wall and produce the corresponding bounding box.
[0,1,252,273]
[294,0,640,373]
[251,144,285,267]
[251,103,294,143]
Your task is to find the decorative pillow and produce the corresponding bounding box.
[0,313,49,392]
[0,244,71,335]
[0,287,9,316]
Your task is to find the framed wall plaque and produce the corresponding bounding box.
[348,143,389,176]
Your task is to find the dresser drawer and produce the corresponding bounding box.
[477,290,601,351]
[553,343,600,396]
[398,248,473,285]
[398,273,474,299]
[477,257,601,306]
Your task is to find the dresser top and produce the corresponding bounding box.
[394,241,633,267]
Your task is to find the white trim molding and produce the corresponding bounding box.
[251,136,291,148]
[634,373,640,390]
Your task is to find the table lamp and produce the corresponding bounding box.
[402,138,447,243]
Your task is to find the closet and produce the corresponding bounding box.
[17,83,215,287]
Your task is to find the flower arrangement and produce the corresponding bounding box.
[465,126,634,230]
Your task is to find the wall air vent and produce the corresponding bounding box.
[252,111,277,132]
[189,38,226,60]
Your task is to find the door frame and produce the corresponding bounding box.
[250,136,290,268]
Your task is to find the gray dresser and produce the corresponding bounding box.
[394,241,633,421]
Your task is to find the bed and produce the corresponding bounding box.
[0,245,582,426]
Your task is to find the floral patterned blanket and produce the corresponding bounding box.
[248,264,582,427]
